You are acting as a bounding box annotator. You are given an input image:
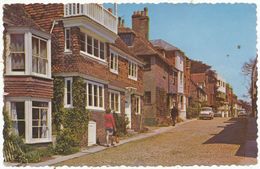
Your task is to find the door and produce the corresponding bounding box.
[125,94,131,129]
[88,121,96,146]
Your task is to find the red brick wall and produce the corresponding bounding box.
[4,76,53,99]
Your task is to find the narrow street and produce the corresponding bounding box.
[57,118,257,166]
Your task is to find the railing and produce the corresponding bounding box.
[64,3,117,34]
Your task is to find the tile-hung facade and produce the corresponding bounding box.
[150,39,188,119]
[118,8,177,126]
[24,3,144,145]
[3,4,53,144]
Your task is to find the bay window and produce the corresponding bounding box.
[6,29,51,78]
[10,34,25,72]
[110,51,118,74]
[80,31,106,61]
[109,91,120,113]
[86,81,104,110]
[7,99,51,143]
[128,61,138,80]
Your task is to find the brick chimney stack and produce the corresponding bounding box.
[132,7,149,40]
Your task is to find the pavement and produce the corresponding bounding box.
[4,118,196,167]
[244,117,258,158]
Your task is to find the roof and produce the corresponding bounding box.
[150,39,179,51]
[118,27,173,67]
[111,36,143,62]
[3,4,46,33]
[190,59,211,73]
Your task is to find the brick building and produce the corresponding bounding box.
[150,39,188,119]
[190,60,218,109]
[4,3,144,145]
[118,8,177,125]
[3,4,53,144]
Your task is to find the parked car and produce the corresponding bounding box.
[214,111,222,117]
[199,107,214,120]
[238,110,248,118]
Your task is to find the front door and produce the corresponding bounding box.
[125,94,131,129]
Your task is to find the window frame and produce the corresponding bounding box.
[10,101,25,139]
[109,90,121,113]
[6,28,51,78]
[128,61,138,81]
[64,77,73,108]
[86,81,105,111]
[135,95,141,114]
[110,50,119,74]
[144,91,151,104]
[80,32,106,62]
[6,98,52,144]
[64,28,71,52]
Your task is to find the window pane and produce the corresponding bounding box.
[32,108,39,119]
[128,62,131,75]
[32,57,38,73]
[32,37,39,56]
[88,84,92,106]
[87,36,92,54]
[100,42,105,59]
[80,32,85,51]
[94,85,98,107]
[66,29,70,50]
[94,39,99,57]
[11,53,25,71]
[67,80,71,105]
[32,127,39,138]
[32,101,48,107]
[115,94,119,111]
[40,40,47,58]
[110,53,114,69]
[39,58,47,74]
[99,86,103,107]
[10,34,24,52]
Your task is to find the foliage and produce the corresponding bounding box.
[52,77,65,132]
[186,102,201,119]
[53,76,89,154]
[113,112,129,136]
[3,109,27,163]
[55,129,80,155]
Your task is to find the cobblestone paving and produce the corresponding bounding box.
[57,118,257,166]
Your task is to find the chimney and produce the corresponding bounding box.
[108,8,113,13]
[132,7,149,40]
[118,17,121,27]
[122,19,125,27]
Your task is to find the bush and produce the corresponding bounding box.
[113,112,129,136]
[55,129,80,155]
[24,150,41,163]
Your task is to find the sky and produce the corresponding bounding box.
[105,3,257,101]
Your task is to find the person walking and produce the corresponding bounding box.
[171,104,179,126]
[104,109,117,147]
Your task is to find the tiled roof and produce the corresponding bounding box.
[118,27,173,67]
[150,39,180,51]
[190,59,211,73]
[111,36,142,62]
[3,4,46,33]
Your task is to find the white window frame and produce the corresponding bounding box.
[80,32,106,63]
[64,28,71,52]
[135,96,141,114]
[5,28,51,79]
[5,98,52,144]
[86,81,105,111]
[31,35,48,76]
[64,77,73,108]
[110,51,119,74]
[109,90,121,113]
[128,61,138,81]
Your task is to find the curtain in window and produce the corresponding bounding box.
[41,109,47,138]
[11,103,19,135]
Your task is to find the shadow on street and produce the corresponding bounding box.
[203,118,254,157]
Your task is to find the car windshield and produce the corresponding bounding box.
[201,107,212,111]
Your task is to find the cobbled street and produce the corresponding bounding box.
[57,118,256,166]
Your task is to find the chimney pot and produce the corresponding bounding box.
[108,8,113,13]
[122,19,125,27]
[141,11,144,16]
[144,7,148,16]
[118,17,121,27]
